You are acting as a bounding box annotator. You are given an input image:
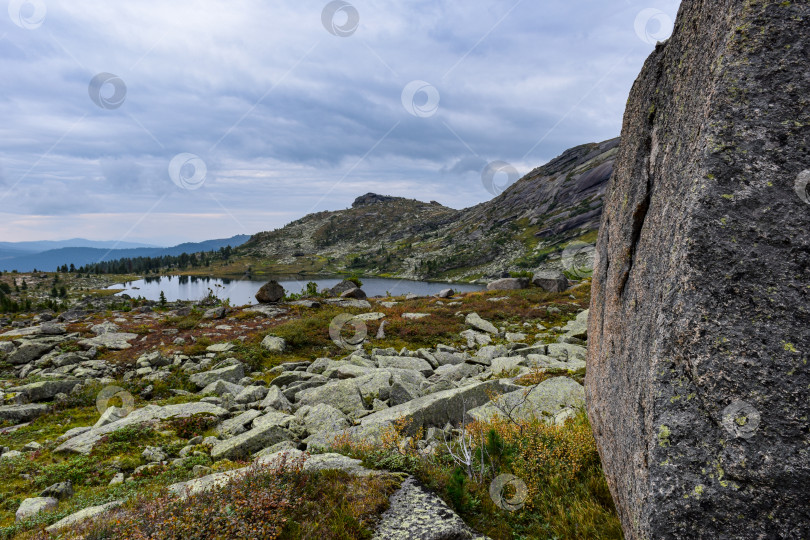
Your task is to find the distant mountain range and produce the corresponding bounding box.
[0,236,250,272]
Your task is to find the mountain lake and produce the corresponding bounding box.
[107,275,485,306]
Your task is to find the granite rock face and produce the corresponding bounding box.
[586,2,810,538]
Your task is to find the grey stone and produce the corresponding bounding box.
[56,402,228,454]
[260,386,293,413]
[546,343,586,362]
[16,497,58,522]
[255,280,285,303]
[437,288,454,298]
[142,446,167,462]
[90,322,119,335]
[466,376,585,424]
[40,481,73,501]
[201,380,245,397]
[373,477,481,539]
[44,500,123,533]
[532,270,569,293]
[203,306,227,320]
[340,287,367,299]
[260,335,286,353]
[7,379,81,403]
[348,379,519,443]
[561,309,588,340]
[190,363,245,388]
[464,313,497,334]
[217,409,263,437]
[78,332,137,350]
[210,422,293,460]
[459,329,492,347]
[328,280,360,297]
[376,356,433,376]
[235,385,268,404]
[8,342,54,365]
[22,441,42,452]
[0,404,49,423]
[205,343,234,353]
[486,277,530,291]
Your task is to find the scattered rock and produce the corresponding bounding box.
[373,477,482,540]
[402,313,429,320]
[436,288,454,298]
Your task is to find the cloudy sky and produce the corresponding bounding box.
[0,0,680,246]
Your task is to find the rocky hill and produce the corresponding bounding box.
[238,138,619,281]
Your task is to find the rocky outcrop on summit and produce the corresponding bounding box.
[239,138,618,281]
[587,1,810,539]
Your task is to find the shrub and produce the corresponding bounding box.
[167,414,218,440]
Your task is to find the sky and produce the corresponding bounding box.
[0,0,680,246]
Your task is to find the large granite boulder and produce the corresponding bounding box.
[255,280,285,303]
[586,2,810,538]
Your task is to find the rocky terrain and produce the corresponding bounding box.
[223,138,619,282]
[587,0,810,538]
[0,273,611,538]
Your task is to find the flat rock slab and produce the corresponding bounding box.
[322,298,372,309]
[16,497,58,522]
[210,423,293,460]
[45,500,123,533]
[56,402,228,454]
[466,376,585,424]
[78,332,137,350]
[373,477,488,540]
[0,403,49,423]
[464,313,497,334]
[349,379,519,444]
[7,379,81,402]
[190,363,245,389]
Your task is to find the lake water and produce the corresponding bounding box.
[108,275,484,306]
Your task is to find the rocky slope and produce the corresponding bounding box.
[0,279,598,537]
[239,138,618,281]
[587,0,810,538]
